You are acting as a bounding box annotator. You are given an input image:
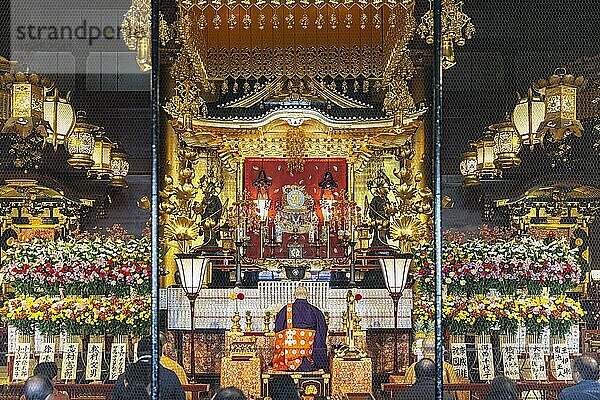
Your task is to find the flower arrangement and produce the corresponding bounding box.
[18,229,56,243]
[229,291,245,313]
[329,194,361,239]
[413,235,581,296]
[228,200,262,239]
[414,295,584,337]
[1,228,151,297]
[0,295,151,337]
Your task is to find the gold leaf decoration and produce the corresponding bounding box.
[390,215,427,243]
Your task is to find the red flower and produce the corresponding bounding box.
[355,294,363,301]
[237,293,245,300]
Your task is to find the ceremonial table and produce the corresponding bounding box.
[220,356,262,399]
[330,357,372,396]
[219,331,369,397]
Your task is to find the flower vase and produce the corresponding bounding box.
[550,335,566,347]
[89,335,105,345]
[475,335,491,346]
[263,315,272,335]
[231,312,242,334]
[19,334,35,348]
[499,334,517,347]
[450,335,465,346]
[67,334,83,347]
[526,334,542,347]
[245,314,253,333]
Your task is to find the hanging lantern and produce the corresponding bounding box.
[66,111,96,169]
[110,144,130,187]
[473,132,500,179]
[254,191,271,222]
[1,72,53,138]
[43,88,75,150]
[417,0,475,70]
[88,132,113,179]
[0,57,11,122]
[252,168,272,222]
[441,38,456,70]
[319,170,338,222]
[459,151,479,186]
[122,0,152,72]
[491,119,522,169]
[511,88,545,149]
[534,68,586,142]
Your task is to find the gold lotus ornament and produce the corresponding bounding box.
[390,215,428,245]
[164,216,199,252]
[394,183,418,204]
[176,183,197,202]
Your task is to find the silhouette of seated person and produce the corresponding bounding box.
[403,337,467,400]
[212,386,246,400]
[269,375,301,400]
[394,358,455,400]
[23,375,53,400]
[558,355,600,400]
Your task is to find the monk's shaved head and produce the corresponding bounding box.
[294,286,308,299]
[23,375,53,400]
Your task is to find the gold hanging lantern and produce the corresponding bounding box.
[285,125,307,173]
[66,111,96,169]
[88,132,113,179]
[0,57,11,122]
[473,132,500,179]
[110,144,130,188]
[534,68,586,142]
[122,0,152,72]
[1,72,52,138]
[491,118,522,169]
[43,88,75,150]
[459,151,479,186]
[417,0,475,69]
[511,88,545,149]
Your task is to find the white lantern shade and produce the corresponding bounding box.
[43,90,75,143]
[512,95,545,146]
[175,254,210,296]
[474,133,500,179]
[379,255,413,294]
[254,198,271,222]
[492,121,522,169]
[66,121,96,169]
[88,135,113,178]
[459,151,479,187]
[110,145,129,187]
[320,198,334,222]
[459,151,477,176]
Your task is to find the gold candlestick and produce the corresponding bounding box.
[231,311,242,334]
[263,314,272,335]
[245,313,253,332]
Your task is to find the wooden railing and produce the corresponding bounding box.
[0,383,210,400]
[382,382,574,400]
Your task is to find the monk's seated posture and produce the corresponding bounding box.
[272,286,328,372]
